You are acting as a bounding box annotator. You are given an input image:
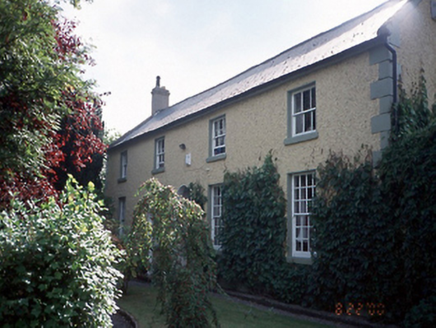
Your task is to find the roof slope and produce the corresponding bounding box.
[110,0,408,149]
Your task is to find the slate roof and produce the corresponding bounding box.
[110,0,409,149]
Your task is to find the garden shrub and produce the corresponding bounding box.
[127,178,218,328]
[0,176,123,327]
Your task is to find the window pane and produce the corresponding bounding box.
[303,90,311,110]
[303,240,309,252]
[294,93,301,113]
[304,112,312,131]
[294,176,300,187]
[296,241,301,251]
[295,115,303,134]
[307,174,313,186]
[303,227,308,238]
[301,202,307,213]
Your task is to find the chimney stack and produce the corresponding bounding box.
[151,76,170,116]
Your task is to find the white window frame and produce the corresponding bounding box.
[155,137,165,169]
[212,116,226,156]
[118,197,126,236]
[211,185,223,249]
[292,86,316,136]
[120,151,127,179]
[291,172,316,258]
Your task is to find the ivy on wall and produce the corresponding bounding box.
[309,150,402,321]
[187,181,208,211]
[217,76,435,326]
[218,153,309,303]
[310,76,436,325]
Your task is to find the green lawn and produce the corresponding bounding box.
[117,283,332,328]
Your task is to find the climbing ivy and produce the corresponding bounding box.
[393,72,436,141]
[187,181,208,211]
[219,153,308,303]
[126,178,218,328]
[309,150,401,321]
[310,76,436,325]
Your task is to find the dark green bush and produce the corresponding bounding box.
[0,177,123,327]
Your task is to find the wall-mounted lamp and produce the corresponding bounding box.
[179,143,186,150]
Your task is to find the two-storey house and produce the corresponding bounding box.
[105,0,436,264]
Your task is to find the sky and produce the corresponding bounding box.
[62,0,388,135]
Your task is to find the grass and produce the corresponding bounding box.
[117,283,332,328]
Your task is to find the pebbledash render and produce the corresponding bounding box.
[105,0,436,264]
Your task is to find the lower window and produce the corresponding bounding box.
[210,185,223,248]
[118,197,126,236]
[291,172,315,258]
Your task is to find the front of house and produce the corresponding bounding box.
[105,0,436,264]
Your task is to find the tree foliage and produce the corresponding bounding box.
[0,176,123,327]
[0,0,106,209]
[126,178,218,328]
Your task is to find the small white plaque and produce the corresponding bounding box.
[185,153,192,166]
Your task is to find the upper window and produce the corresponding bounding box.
[291,172,316,259]
[285,84,318,145]
[119,151,127,180]
[208,116,226,162]
[210,185,223,249]
[153,137,165,173]
[292,86,316,135]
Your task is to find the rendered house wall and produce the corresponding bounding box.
[105,51,380,229]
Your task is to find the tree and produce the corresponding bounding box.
[125,179,218,328]
[0,0,106,208]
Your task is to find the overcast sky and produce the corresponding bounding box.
[62,0,388,135]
